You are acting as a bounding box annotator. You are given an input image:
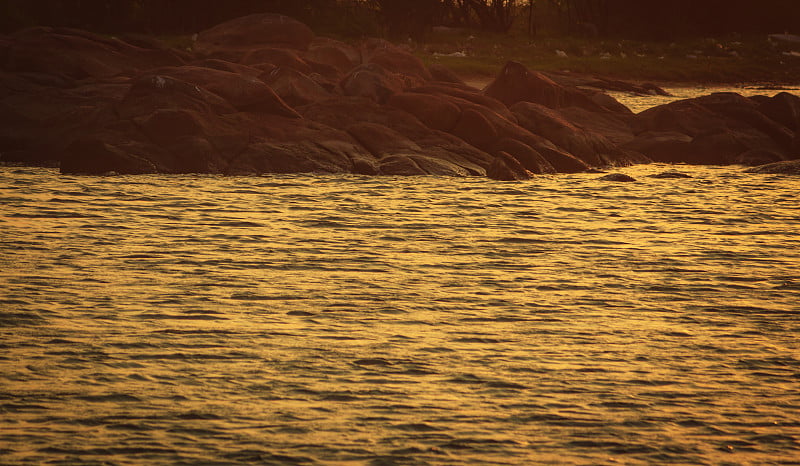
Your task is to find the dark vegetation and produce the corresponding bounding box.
[2,0,799,39]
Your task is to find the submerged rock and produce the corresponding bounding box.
[598,173,636,182]
[744,159,800,174]
[647,171,693,179]
[486,152,533,181]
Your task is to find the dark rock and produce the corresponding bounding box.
[511,101,632,167]
[598,173,636,182]
[140,66,301,117]
[408,83,516,121]
[427,64,467,85]
[483,61,607,112]
[744,159,800,174]
[387,92,462,132]
[194,13,314,57]
[61,137,161,175]
[340,63,405,104]
[363,40,432,81]
[260,66,332,107]
[491,138,556,174]
[487,152,533,181]
[633,92,795,164]
[755,91,800,132]
[4,27,184,80]
[646,171,692,179]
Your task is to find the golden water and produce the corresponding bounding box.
[1,162,799,465]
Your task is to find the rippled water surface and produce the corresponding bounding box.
[1,164,799,465]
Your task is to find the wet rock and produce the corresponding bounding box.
[646,170,692,179]
[754,91,800,132]
[61,137,161,175]
[491,138,556,175]
[511,101,630,167]
[744,159,800,174]
[487,152,533,181]
[632,92,795,164]
[598,173,636,182]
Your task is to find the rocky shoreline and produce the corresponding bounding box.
[2,13,799,180]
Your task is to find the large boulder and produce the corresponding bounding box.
[483,61,606,112]
[386,92,462,132]
[260,67,332,107]
[487,152,533,181]
[140,66,301,117]
[362,39,432,81]
[754,91,800,132]
[340,63,406,104]
[194,14,315,57]
[744,159,800,174]
[301,97,492,175]
[632,92,796,164]
[511,101,639,167]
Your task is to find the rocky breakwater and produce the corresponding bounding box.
[1,14,798,179]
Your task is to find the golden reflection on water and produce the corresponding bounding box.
[1,164,799,464]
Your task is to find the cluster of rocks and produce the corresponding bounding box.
[1,14,798,180]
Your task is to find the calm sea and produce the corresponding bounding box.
[1,89,799,465]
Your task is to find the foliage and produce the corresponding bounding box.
[1,0,798,40]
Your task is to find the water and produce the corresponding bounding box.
[2,162,799,465]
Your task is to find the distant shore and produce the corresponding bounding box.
[414,31,800,89]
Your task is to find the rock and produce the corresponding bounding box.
[237,47,312,74]
[4,27,184,80]
[735,148,785,166]
[452,108,500,149]
[646,170,692,179]
[491,138,556,174]
[61,137,161,174]
[408,83,516,121]
[487,152,533,181]
[301,96,491,176]
[622,131,693,163]
[387,92,462,132]
[340,63,405,104]
[427,64,467,85]
[744,159,800,174]
[598,173,636,182]
[483,61,605,112]
[363,40,432,81]
[755,91,800,132]
[558,106,636,146]
[140,66,301,117]
[260,66,332,107]
[511,101,629,167]
[194,14,315,57]
[304,39,360,76]
[632,92,794,164]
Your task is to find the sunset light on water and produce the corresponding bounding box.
[2,161,799,464]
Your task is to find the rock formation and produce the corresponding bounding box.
[1,13,798,178]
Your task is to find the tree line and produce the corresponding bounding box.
[2,0,798,39]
